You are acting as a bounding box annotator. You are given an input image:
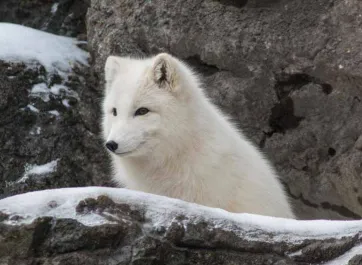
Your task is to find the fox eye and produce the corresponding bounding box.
[135,107,149,116]
[112,108,117,116]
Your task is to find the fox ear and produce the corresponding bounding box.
[104,56,125,93]
[152,53,177,91]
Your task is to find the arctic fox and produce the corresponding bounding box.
[102,53,295,218]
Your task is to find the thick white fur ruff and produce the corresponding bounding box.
[102,53,295,218]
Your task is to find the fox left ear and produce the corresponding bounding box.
[104,56,131,93]
[152,53,177,91]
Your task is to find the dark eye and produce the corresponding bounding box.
[112,108,117,116]
[135,107,149,116]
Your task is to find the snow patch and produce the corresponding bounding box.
[30,126,42,135]
[26,104,39,113]
[30,83,79,103]
[50,84,68,95]
[50,84,79,99]
[0,23,88,76]
[30,83,50,102]
[31,83,49,94]
[51,3,59,14]
[62,99,70,108]
[17,160,59,183]
[48,110,60,116]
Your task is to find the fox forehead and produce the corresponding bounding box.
[111,59,150,92]
[105,66,169,114]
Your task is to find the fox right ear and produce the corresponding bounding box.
[104,56,123,92]
[152,53,177,92]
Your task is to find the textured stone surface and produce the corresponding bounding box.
[87,0,362,220]
[0,60,111,198]
[0,0,89,37]
[1,188,361,265]
[0,0,113,198]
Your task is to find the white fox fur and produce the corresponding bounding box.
[102,53,295,218]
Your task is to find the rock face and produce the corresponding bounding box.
[87,0,362,220]
[1,187,362,265]
[0,0,89,37]
[0,60,111,198]
[0,1,113,198]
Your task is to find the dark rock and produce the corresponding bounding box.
[0,60,112,198]
[0,0,89,37]
[87,0,362,220]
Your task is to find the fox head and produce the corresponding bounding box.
[102,53,201,158]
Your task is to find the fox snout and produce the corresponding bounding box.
[105,137,141,156]
[105,141,118,152]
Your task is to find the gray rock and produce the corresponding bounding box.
[0,0,89,37]
[0,188,361,265]
[0,0,113,198]
[87,0,362,220]
[349,255,362,265]
[0,60,112,198]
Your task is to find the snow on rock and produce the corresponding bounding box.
[50,84,79,99]
[0,187,361,242]
[0,23,88,76]
[30,83,79,103]
[0,187,361,264]
[31,83,49,94]
[29,127,42,136]
[48,110,60,116]
[50,84,68,95]
[25,104,39,113]
[51,3,59,14]
[17,160,59,184]
[0,23,84,122]
[62,99,70,108]
[30,83,50,102]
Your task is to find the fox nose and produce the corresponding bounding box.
[105,141,118,152]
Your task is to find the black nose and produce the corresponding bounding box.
[105,141,118,152]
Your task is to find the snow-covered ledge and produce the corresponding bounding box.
[0,188,361,264]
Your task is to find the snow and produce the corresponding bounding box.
[51,3,59,14]
[48,110,60,116]
[62,99,70,108]
[30,83,50,102]
[17,160,58,183]
[26,104,39,113]
[30,126,42,135]
[0,187,361,246]
[30,83,79,103]
[287,249,302,258]
[50,84,68,95]
[31,83,49,93]
[0,23,88,76]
